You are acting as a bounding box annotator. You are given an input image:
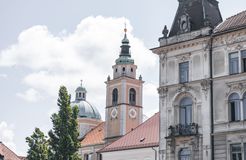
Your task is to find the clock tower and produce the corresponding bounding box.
[105,27,144,143]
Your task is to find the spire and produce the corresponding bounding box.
[120,24,131,57]
[115,25,134,65]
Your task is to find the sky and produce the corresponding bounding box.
[0,0,245,156]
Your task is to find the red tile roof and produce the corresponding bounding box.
[0,142,23,160]
[214,10,246,33]
[81,122,105,147]
[100,112,159,152]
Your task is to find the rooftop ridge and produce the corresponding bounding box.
[225,10,246,20]
[99,112,159,152]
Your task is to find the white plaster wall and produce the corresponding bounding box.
[102,147,159,160]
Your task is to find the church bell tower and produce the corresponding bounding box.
[105,27,144,143]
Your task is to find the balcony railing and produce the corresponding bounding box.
[168,123,199,137]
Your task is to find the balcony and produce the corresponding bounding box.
[167,123,199,137]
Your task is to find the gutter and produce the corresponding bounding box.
[209,29,214,160]
[152,147,157,160]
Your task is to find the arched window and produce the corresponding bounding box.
[229,93,241,121]
[179,148,191,160]
[129,88,136,105]
[243,93,246,120]
[112,88,118,106]
[180,97,192,125]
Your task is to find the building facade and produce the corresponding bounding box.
[152,0,246,160]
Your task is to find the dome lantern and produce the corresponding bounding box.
[75,80,87,101]
[71,81,101,120]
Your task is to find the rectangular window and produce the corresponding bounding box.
[241,50,246,73]
[179,62,189,83]
[231,144,242,160]
[244,143,246,160]
[229,52,239,75]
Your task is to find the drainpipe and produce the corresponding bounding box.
[209,29,214,160]
[152,147,157,160]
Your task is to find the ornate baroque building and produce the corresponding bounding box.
[152,0,246,160]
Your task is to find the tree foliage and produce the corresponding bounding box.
[48,86,81,160]
[26,128,49,160]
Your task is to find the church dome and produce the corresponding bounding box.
[71,82,101,120]
[71,100,101,120]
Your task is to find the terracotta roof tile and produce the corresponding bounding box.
[100,112,159,152]
[81,122,105,147]
[0,142,22,160]
[214,10,246,33]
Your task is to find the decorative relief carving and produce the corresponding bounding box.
[159,53,167,68]
[158,86,168,98]
[200,79,211,99]
[176,53,191,63]
[176,84,192,93]
[226,80,246,97]
[159,150,165,160]
[225,35,246,46]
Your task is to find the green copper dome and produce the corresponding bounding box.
[71,83,101,120]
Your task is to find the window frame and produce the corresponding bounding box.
[229,52,239,75]
[241,50,246,73]
[179,148,191,160]
[179,97,193,125]
[228,93,241,122]
[179,61,189,83]
[231,143,242,160]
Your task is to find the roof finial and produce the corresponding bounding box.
[80,80,83,87]
[124,21,127,33]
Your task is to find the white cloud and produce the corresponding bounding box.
[0,121,16,152]
[0,74,7,79]
[17,88,42,103]
[0,16,158,118]
[144,82,158,97]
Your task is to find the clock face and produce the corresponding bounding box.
[111,108,118,119]
[129,108,137,119]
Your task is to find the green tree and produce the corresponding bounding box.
[26,128,49,160]
[48,86,81,160]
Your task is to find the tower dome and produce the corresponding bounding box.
[71,81,101,120]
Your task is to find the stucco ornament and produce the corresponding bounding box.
[159,53,167,68]
[158,86,168,98]
[200,79,211,99]
[226,80,246,97]
[111,108,118,119]
[128,108,137,119]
